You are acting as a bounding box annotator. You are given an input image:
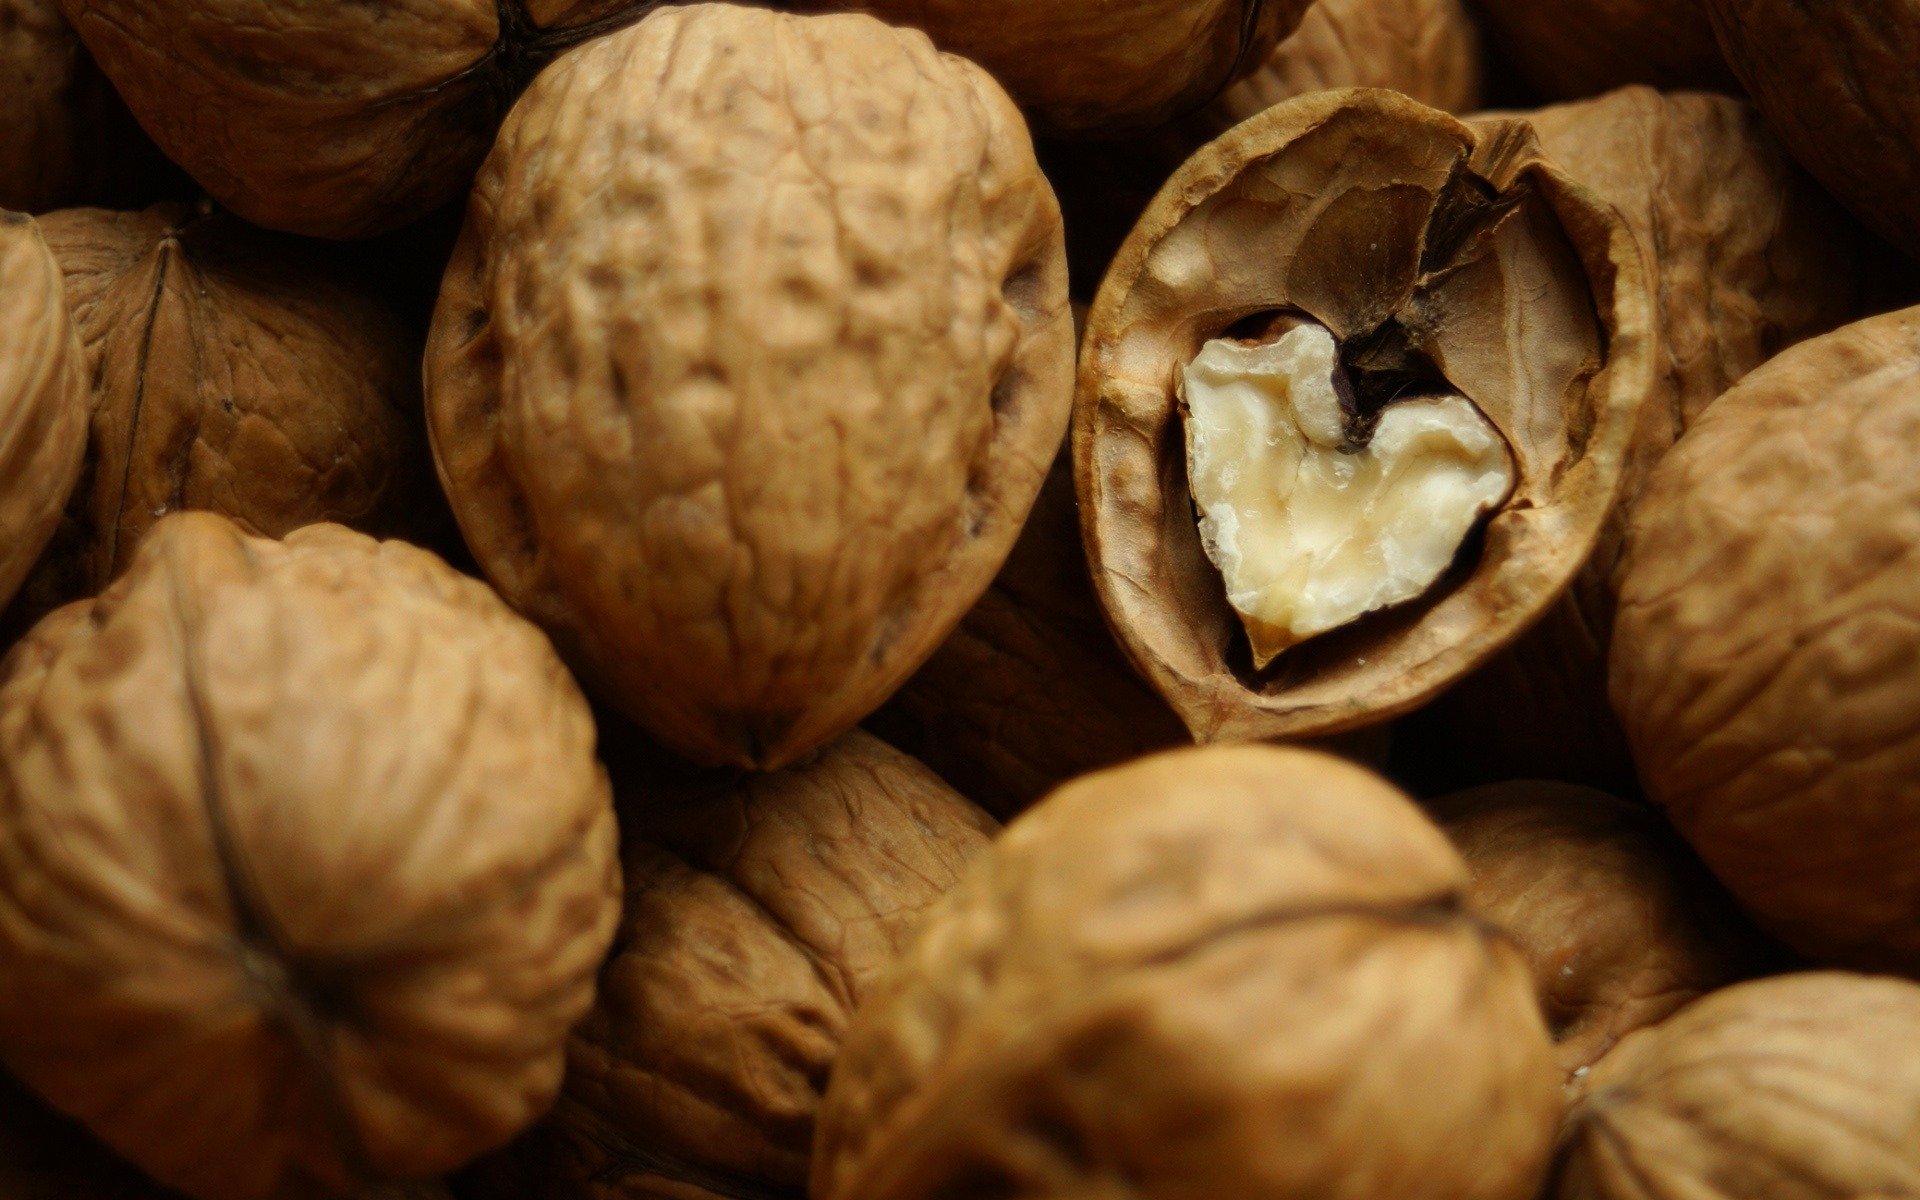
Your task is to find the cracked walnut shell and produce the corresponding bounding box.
[1611,306,1920,974]
[1075,88,1655,744]
[427,5,1076,772]
[0,513,622,1200]
[812,745,1563,1200]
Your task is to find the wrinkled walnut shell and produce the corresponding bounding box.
[812,745,1562,1200]
[0,213,87,614]
[1429,781,1773,1082]
[464,729,998,1200]
[1705,0,1920,261]
[1076,88,1655,743]
[1611,306,1920,973]
[1472,0,1737,100]
[1552,973,1920,1200]
[427,5,1075,771]
[0,513,622,1200]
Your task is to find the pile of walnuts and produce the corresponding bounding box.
[2,1,1919,1197]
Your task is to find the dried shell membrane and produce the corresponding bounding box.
[1471,0,1737,100]
[465,729,997,1200]
[812,745,1563,1200]
[0,213,87,613]
[1611,306,1920,973]
[1552,973,1920,1200]
[427,5,1075,771]
[1075,88,1654,743]
[0,513,622,1200]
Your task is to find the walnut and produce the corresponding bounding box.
[5,202,431,634]
[783,0,1314,136]
[1705,0,1920,261]
[812,745,1563,1200]
[426,5,1076,772]
[1471,0,1738,100]
[461,729,998,1200]
[1611,306,1920,973]
[0,213,87,613]
[1428,781,1774,1083]
[1551,973,1920,1200]
[1075,89,1656,744]
[0,512,623,1200]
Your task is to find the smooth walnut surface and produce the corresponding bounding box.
[1705,0,1920,260]
[1471,0,1736,100]
[1429,782,1772,1082]
[1612,306,1920,973]
[463,729,998,1200]
[0,513,622,1200]
[0,214,87,612]
[5,203,429,632]
[1552,973,1920,1199]
[1076,88,1655,744]
[427,5,1075,772]
[813,745,1563,1200]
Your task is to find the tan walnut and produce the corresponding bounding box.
[812,745,1563,1200]
[6,202,430,633]
[0,213,87,613]
[1428,781,1774,1082]
[1704,0,1920,261]
[1611,306,1920,974]
[1471,0,1737,100]
[1076,88,1655,744]
[1552,973,1920,1200]
[462,729,998,1200]
[427,5,1077,772]
[0,513,623,1200]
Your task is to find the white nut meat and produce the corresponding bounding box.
[1182,324,1515,665]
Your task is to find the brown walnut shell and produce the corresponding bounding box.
[1611,306,1920,973]
[0,512,623,1200]
[463,729,998,1200]
[1705,0,1920,261]
[0,213,87,613]
[1076,88,1655,744]
[783,0,1313,137]
[426,5,1076,772]
[812,745,1563,1200]
[1428,781,1774,1082]
[1552,972,1920,1200]
[1470,0,1738,100]
[5,203,430,633]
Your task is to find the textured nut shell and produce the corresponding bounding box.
[1429,782,1771,1080]
[867,448,1188,819]
[11,204,428,626]
[1471,0,1736,100]
[0,513,622,1200]
[0,214,87,612]
[812,745,1563,1200]
[1076,89,1655,743]
[426,6,1075,771]
[786,0,1312,137]
[1552,973,1920,1199]
[1611,307,1920,972]
[467,730,998,1200]
[1705,0,1920,260]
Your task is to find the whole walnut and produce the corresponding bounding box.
[6,202,431,632]
[0,213,87,612]
[1552,973,1920,1199]
[812,745,1564,1200]
[426,5,1076,772]
[1612,306,1920,973]
[784,0,1314,137]
[1704,0,1920,261]
[462,729,998,1200]
[1076,89,1656,745]
[1428,782,1774,1082]
[0,512,623,1200]
[1470,0,1737,100]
